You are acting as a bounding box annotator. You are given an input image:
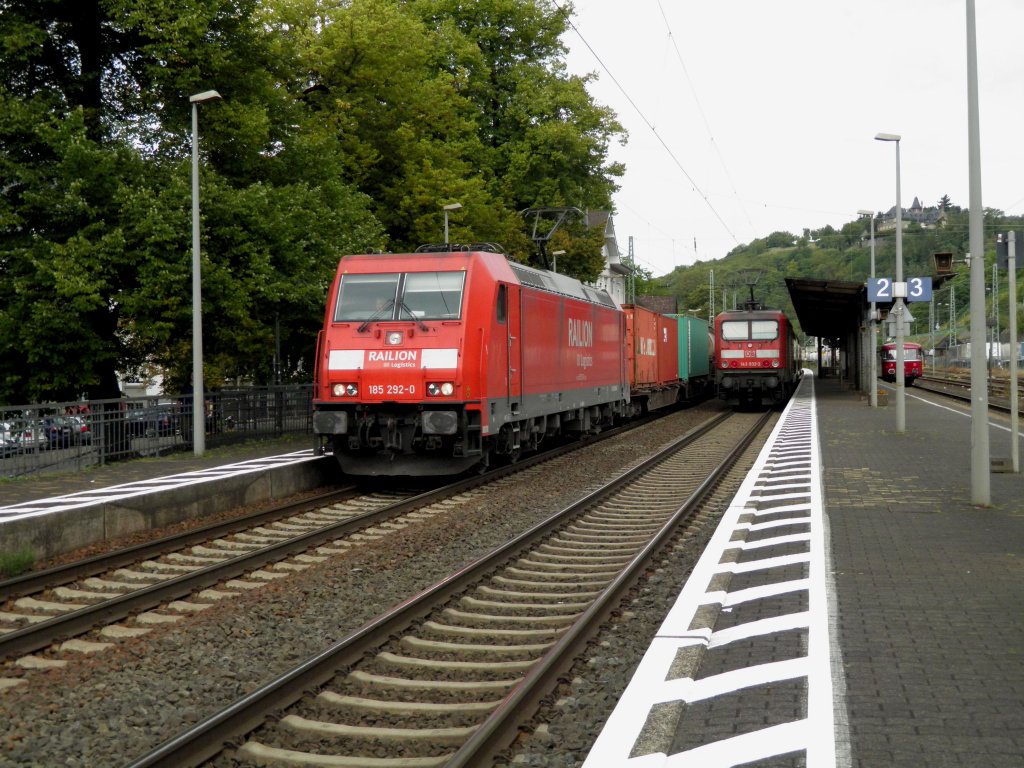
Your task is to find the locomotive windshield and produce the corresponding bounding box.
[721,319,779,341]
[334,271,466,322]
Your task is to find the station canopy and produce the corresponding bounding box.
[785,277,865,341]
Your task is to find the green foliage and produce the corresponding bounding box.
[0,0,626,403]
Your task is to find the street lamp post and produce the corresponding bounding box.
[858,209,878,407]
[551,249,566,273]
[442,202,462,246]
[875,133,905,432]
[190,89,222,456]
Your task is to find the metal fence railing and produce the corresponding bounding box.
[0,385,314,481]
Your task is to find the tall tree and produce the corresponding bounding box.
[408,0,625,263]
[0,0,627,403]
[0,0,382,401]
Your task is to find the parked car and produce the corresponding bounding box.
[65,415,93,445]
[1,422,20,457]
[126,406,180,438]
[41,416,75,448]
[11,421,48,453]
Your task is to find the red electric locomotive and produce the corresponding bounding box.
[880,342,923,385]
[714,301,801,407]
[312,245,633,476]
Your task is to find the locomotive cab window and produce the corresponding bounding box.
[721,319,779,341]
[402,272,465,319]
[334,273,400,321]
[496,284,507,324]
[334,271,465,322]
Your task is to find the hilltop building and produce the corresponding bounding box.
[877,197,946,232]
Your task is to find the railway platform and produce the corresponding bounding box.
[0,435,335,563]
[585,371,1024,767]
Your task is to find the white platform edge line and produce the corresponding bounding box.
[0,451,320,519]
[581,385,813,766]
[806,374,840,768]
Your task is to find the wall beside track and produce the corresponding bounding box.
[0,451,336,561]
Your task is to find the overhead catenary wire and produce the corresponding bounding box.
[656,1,758,242]
[552,0,740,248]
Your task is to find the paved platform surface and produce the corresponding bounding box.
[820,374,1024,767]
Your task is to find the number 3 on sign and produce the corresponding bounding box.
[907,276,932,301]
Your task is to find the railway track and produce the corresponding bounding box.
[0,409,680,685]
[913,373,1019,412]
[126,409,774,768]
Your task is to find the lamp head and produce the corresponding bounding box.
[442,202,463,212]
[190,90,223,104]
[874,132,901,142]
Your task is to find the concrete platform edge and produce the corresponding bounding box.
[1,457,337,561]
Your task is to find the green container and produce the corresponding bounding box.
[669,314,710,381]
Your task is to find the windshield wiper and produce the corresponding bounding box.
[398,301,429,331]
[357,299,396,333]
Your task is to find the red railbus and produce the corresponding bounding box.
[880,342,923,385]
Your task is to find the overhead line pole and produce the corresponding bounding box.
[966,0,990,505]
[859,210,878,408]
[1010,232,1019,473]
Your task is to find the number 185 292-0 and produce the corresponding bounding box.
[368,384,416,396]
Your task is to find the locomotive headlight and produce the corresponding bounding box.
[386,331,403,345]
[332,383,358,397]
[771,360,780,368]
[427,381,455,396]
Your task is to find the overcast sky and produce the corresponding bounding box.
[560,0,1024,278]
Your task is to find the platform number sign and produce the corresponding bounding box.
[868,276,932,302]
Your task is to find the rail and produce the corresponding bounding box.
[125,410,771,767]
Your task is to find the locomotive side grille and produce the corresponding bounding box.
[508,263,553,290]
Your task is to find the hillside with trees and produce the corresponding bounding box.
[635,201,1024,347]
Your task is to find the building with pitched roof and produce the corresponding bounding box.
[877,196,946,232]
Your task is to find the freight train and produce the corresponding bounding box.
[312,244,712,477]
[713,301,801,407]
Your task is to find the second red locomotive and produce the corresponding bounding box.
[713,301,801,407]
